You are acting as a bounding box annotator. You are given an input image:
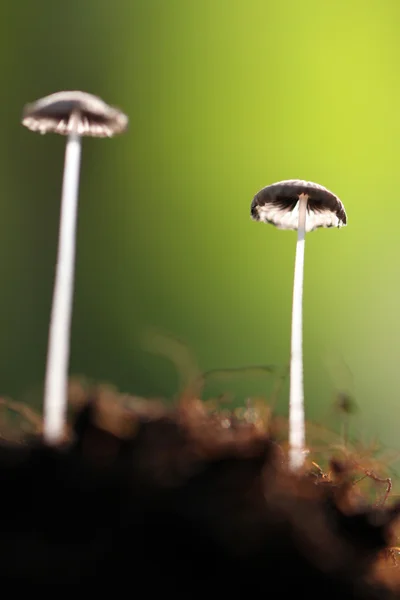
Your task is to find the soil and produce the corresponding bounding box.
[0,386,399,596]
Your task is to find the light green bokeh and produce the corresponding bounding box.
[1,0,400,451]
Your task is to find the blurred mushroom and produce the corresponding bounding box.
[251,179,347,471]
[22,91,128,444]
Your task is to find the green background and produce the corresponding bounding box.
[1,0,400,451]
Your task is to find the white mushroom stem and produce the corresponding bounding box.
[288,193,308,471]
[43,112,82,444]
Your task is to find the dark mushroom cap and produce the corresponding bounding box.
[21,91,128,138]
[251,179,347,232]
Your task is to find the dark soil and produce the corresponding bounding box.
[0,390,399,596]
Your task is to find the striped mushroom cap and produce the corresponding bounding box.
[22,90,128,138]
[251,179,347,233]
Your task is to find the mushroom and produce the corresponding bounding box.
[250,179,347,471]
[22,91,128,444]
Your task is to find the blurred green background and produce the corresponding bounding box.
[1,0,400,450]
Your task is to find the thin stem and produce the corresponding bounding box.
[288,193,308,471]
[43,120,82,444]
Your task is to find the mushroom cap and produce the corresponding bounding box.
[251,179,347,232]
[21,90,128,138]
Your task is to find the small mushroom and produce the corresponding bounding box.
[22,90,128,137]
[251,179,347,472]
[22,91,128,444]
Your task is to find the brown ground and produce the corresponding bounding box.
[0,385,399,596]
